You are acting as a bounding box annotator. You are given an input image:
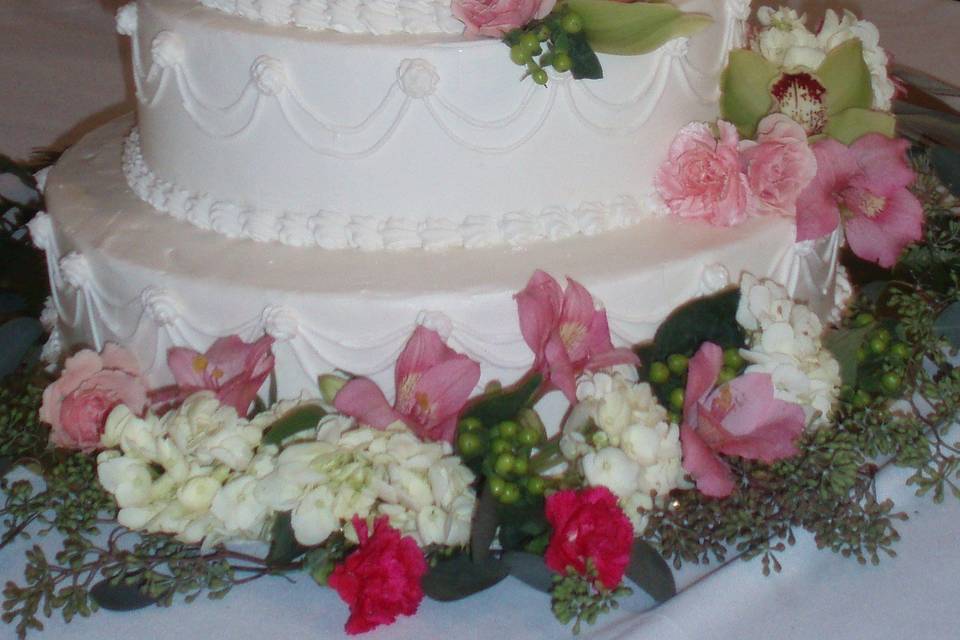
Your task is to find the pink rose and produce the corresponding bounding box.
[39,344,148,452]
[655,121,751,227]
[740,114,818,218]
[452,0,556,38]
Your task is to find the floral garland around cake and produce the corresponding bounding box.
[2,5,960,638]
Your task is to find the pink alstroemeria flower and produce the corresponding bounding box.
[152,335,275,417]
[334,326,481,443]
[680,342,806,498]
[796,134,924,268]
[515,270,639,403]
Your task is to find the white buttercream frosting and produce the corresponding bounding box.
[198,0,464,35]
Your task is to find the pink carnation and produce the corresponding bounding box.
[39,344,148,452]
[452,0,556,38]
[740,114,818,218]
[655,121,751,227]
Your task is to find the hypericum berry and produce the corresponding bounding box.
[853,313,875,328]
[501,483,521,504]
[561,12,583,33]
[526,476,546,495]
[718,367,737,384]
[723,348,744,371]
[667,353,689,376]
[512,456,529,476]
[649,362,670,384]
[494,453,516,476]
[490,438,511,456]
[669,387,685,411]
[890,342,911,360]
[510,44,530,66]
[552,52,572,73]
[520,32,541,54]
[459,416,483,433]
[667,411,681,424]
[857,346,868,363]
[531,68,549,85]
[518,425,541,447]
[535,25,551,41]
[498,420,519,440]
[869,335,889,355]
[880,372,902,395]
[852,389,872,408]
[457,432,484,458]
[489,475,506,497]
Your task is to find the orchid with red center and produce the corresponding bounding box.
[770,72,828,136]
[680,342,806,498]
[152,334,275,417]
[515,270,639,403]
[334,325,481,443]
[796,134,923,268]
[328,516,427,635]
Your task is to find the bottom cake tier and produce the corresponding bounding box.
[34,115,845,403]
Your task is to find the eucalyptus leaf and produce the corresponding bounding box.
[818,39,872,115]
[934,302,960,350]
[644,288,744,364]
[930,146,960,195]
[261,404,326,446]
[0,317,43,379]
[624,540,676,603]
[266,512,308,565]
[893,65,960,99]
[422,554,508,602]
[823,326,872,387]
[824,108,896,145]
[720,48,779,138]
[90,577,158,611]
[502,551,554,593]
[568,32,603,80]
[462,374,542,427]
[567,0,712,56]
[471,486,499,563]
[897,113,960,154]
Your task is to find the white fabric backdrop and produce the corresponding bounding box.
[1,1,959,639]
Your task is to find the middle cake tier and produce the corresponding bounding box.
[122,0,746,250]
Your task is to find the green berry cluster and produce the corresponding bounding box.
[504,10,585,85]
[456,413,548,505]
[841,313,911,408]
[647,348,746,422]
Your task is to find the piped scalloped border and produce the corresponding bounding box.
[121,128,666,251]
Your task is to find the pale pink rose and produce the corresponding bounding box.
[151,335,275,417]
[452,0,556,37]
[515,270,639,403]
[655,121,752,227]
[335,326,481,443]
[796,134,923,268]
[39,344,148,452]
[680,342,805,498]
[740,114,818,218]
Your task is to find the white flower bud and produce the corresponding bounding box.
[177,476,221,512]
[292,485,338,545]
[581,448,641,499]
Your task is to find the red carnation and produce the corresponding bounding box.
[544,487,633,589]
[328,516,428,635]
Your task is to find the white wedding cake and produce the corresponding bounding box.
[32,0,842,400]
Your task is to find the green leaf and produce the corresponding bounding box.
[266,512,308,565]
[624,540,676,603]
[645,288,745,363]
[496,499,549,553]
[261,404,326,447]
[934,302,960,349]
[817,39,873,116]
[930,146,960,195]
[568,32,603,80]
[824,108,896,145]
[823,326,872,387]
[422,554,508,602]
[90,577,158,611]
[462,374,542,427]
[0,318,42,380]
[471,485,499,563]
[502,551,554,593]
[720,49,779,139]
[567,0,712,56]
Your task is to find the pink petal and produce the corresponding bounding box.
[845,187,924,268]
[244,335,277,380]
[515,270,563,366]
[215,376,266,417]
[543,333,578,403]
[849,134,914,193]
[148,384,191,415]
[683,343,724,421]
[680,424,735,498]
[395,326,455,390]
[559,277,601,362]
[706,373,778,437]
[584,347,641,373]
[99,343,142,376]
[410,356,481,442]
[795,138,852,241]
[166,346,207,389]
[204,336,256,381]
[334,378,406,430]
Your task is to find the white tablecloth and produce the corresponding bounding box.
[2,1,959,639]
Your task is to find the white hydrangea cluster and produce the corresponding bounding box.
[560,367,689,534]
[754,6,895,110]
[736,274,841,429]
[97,393,477,552]
[97,392,291,548]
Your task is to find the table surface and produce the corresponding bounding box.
[2,1,960,639]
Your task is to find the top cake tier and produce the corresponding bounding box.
[121,0,747,250]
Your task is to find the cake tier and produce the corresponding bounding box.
[120,0,748,250]
[38,116,843,401]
